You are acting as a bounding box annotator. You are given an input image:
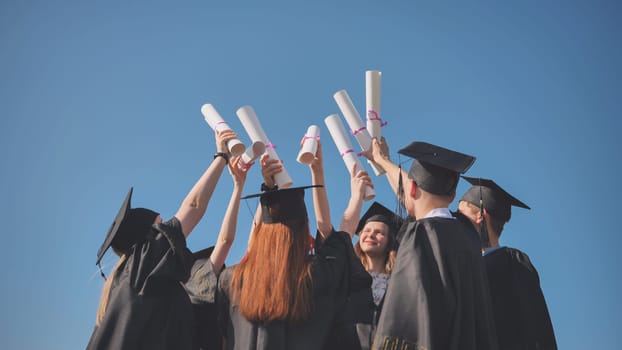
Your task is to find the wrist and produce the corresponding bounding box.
[261,182,278,192]
[213,152,230,163]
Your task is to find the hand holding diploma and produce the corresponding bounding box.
[324,114,375,201]
[333,90,385,176]
[201,104,245,157]
[237,105,293,188]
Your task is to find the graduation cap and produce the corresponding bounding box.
[96,187,160,276]
[355,202,403,238]
[460,176,530,223]
[398,141,476,195]
[241,185,322,224]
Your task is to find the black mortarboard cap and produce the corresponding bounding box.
[398,141,476,195]
[96,187,160,266]
[355,202,403,238]
[460,176,530,222]
[241,185,321,224]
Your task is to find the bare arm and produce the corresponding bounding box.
[209,156,250,274]
[310,142,333,240]
[174,129,238,237]
[338,164,373,239]
[365,137,415,213]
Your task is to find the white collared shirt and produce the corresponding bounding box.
[422,207,455,219]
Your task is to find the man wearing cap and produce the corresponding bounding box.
[458,177,557,350]
[365,138,497,350]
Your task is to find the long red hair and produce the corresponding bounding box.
[231,219,313,322]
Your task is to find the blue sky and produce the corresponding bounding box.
[1,1,620,348]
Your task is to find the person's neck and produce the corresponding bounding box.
[366,255,386,274]
[481,238,500,254]
[413,197,451,219]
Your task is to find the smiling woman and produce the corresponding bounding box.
[328,163,403,349]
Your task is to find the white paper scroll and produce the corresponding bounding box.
[201,104,245,157]
[296,125,320,164]
[366,70,383,139]
[365,71,387,175]
[239,141,266,170]
[236,105,293,188]
[324,114,375,201]
[333,90,385,176]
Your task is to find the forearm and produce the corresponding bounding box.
[338,195,364,239]
[311,168,332,239]
[210,183,243,274]
[376,157,412,208]
[175,157,228,237]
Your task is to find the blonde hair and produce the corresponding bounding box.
[95,254,127,326]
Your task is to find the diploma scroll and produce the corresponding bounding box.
[201,104,245,157]
[365,71,387,175]
[296,125,320,164]
[333,90,385,176]
[324,114,375,201]
[239,141,266,170]
[236,106,293,188]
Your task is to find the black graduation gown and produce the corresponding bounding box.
[184,246,223,350]
[373,216,498,350]
[86,218,194,350]
[484,247,557,350]
[324,241,376,350]
[217,231,351,350]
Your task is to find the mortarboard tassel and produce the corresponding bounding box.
[97,262,107,281]
[479,178,491,249]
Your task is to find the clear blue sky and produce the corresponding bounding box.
[1,1,620,348]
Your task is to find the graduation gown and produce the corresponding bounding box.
[217,231,351,350]
[184,246,223,350]
[484,247,557,350]
[323,242,377,350]
[87,218,194,350]
[373,216,498,350]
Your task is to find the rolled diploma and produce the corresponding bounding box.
[365,71,386,175]
[201,104,245,156]
[324,114,375,201]
[296,125,320,164]
[366,71,382,139]
[239,141,266,170]
[236,106,293,188]
[333,90,384,176]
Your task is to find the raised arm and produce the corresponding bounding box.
[365,137,415,213]
[338,164,373,239]
[209,156,250,274]
[310,142,333,240]
[174,129,237,237]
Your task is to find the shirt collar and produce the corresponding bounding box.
[483,245,504,256]
[423,207,454,219]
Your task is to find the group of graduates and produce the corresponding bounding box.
[86,126,557,350]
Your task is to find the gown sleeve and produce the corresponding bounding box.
[125,217,192,296]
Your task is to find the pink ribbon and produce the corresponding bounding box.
[300,135,320,146]
[266,142,276,149]
[340,149,355,158]
[350,126,368,136]
[367,110,388,127]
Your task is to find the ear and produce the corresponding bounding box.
[409,180,417,198]
[475,208,488,224]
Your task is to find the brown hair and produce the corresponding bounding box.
[95,254,127,326]
[231,220,313,322]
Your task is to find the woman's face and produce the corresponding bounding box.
[359,221,390,257]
